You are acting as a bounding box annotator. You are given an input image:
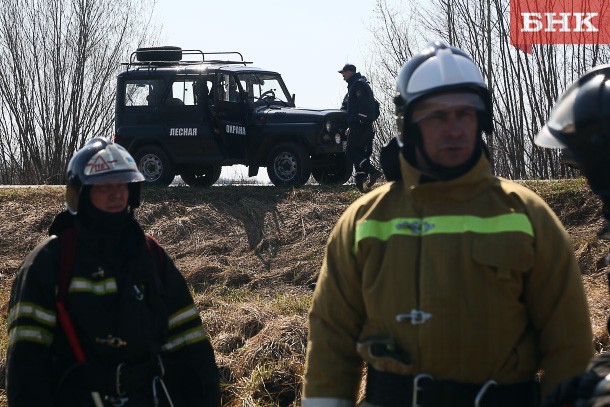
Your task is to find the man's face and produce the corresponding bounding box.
[90,183,129,213]
[341,71,353,81]
[412,93,480,168]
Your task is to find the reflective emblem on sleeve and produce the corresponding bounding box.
[8,302,56,327]
[168,305,199,329]
[162,326,208,352]
[9,325,54,346]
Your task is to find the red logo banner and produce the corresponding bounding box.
[510,0,610,53]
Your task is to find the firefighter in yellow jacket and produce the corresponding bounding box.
[302,41,593,407]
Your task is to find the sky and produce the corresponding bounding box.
[152,0,384,183]
[153,0,380,109]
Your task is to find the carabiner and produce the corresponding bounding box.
[412,373,433,407]
[152,376,175,407]
[474,380,497,407]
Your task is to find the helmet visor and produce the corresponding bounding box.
[535,125,567,149]
[85,170,145,185]
[412,92,484,123]
[534,81,580,149]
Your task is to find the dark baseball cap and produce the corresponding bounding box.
[338,64,357,73]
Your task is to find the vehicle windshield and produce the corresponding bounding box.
[235,72,292,106]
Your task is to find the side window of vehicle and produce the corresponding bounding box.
[125,80,162,106]
[228,76,240,102]
[168,80,197,106]
[213,74,240,104]
[193,80,209,105]
[241,75,256,102]
[205,76,219,107]
[238,79,248,100]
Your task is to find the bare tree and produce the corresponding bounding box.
[0,0,157,184]
[365,0,425,166]
[368,0,610,180]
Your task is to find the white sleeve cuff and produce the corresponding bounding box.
[301,397,353,407]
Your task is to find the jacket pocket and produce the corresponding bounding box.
[472,237,533,279]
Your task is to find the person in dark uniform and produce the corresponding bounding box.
[535,65,610,407]
[339,63,383,193]
[6,138,220,406]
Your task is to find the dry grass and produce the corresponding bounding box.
[0,179,609,406]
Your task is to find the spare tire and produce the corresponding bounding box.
[136,46,182,62]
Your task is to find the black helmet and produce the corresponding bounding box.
[535,64,610,198]
[394,40,493,143]
[66,138,145,214]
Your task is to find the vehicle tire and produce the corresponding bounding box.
[267,143,312,188]
[180,165,222,187]
[312,153,353,185]
[134,146,175,186]
[136,46,182,62]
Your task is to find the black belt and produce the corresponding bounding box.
[54,357,166,406]
[112,356,165,396]
[365,367,540,407]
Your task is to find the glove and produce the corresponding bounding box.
[543,375,582,407]
[587,393,610,407]
[543,371,604,407]
[583,372,610,407]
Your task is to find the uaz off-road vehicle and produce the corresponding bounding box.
[114,46,351,187]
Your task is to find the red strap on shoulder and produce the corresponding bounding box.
[145,234,165,272]
[57,228,86,363]
[56,302,86,362]
[58,228,76,302]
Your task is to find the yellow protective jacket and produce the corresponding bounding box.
[303,155,593,406]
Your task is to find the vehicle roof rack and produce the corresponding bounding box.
[122,48,253,70]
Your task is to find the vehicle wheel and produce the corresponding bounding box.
[180,165,222,187]
[136,46,182,62]
[312,153,353,185]
[134,146,175,186]
[267,143,312,188]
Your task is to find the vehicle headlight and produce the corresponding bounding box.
[325,120,333,133]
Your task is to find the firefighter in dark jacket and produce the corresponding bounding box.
[339,63,383,193]
[535,65,610,407]
[6,138,221,406]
